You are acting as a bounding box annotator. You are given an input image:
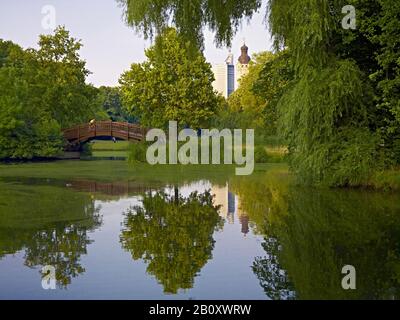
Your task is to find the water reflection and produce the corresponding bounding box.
[1,166,400,299]
[120,189,224,294]
[232,172,400,299]
[212,183,250,236]
[0,182,102,288]
[252,238,296,300]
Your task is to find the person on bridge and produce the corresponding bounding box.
[89,119,96,130]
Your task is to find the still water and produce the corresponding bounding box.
[1,166,400,300]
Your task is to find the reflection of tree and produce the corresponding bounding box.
[0,182,102,288]
[120,190,223,294]
[252,238,296,300]
[230,170,289,235]
[23,222,101,288]
[276,189,400,300]
[232,172,400,300]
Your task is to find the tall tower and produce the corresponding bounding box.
[226,51,235,97]
[212,51,235,99]
[235,41,251,89]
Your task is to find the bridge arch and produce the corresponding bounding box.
[63,121,147,149]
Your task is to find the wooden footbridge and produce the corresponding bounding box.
[63,121,147,148]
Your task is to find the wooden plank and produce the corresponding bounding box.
[63,122,146,144]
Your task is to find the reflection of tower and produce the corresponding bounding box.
[239,215,249,236]
[212,184,229,219]
[237,196,249,237]
[227,191,235,224]
[235,41,251,89]
[212,183,235,224]
[212,184,251,232]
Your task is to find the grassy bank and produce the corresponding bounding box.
[363,168,400,191]
[0,160,285,185]
[263,145,288,163]
[87,136,289,163]
[1,159,399,191]
[90,140,130,158]
[125,139,289,164]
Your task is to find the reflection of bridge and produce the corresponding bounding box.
[69,180,154,197]
[63,121,147,147]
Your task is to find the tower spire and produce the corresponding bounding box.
[238,41,250,64]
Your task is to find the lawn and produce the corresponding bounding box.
[91,140,131,152]
[0,160,284,185]
[90,140,130,158]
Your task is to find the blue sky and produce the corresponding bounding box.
[0,0,272,87]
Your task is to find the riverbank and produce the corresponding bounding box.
[0,160,284,185]
[363,168,400,191]
[1,160,399,191]
[1,154,399,191]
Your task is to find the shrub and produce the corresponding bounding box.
[81,143,92,156]
[254,146,268,163]
[128,142,148,163]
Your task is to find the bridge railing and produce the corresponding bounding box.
[63,121,147,143]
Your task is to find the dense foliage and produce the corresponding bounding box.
[119,28,220,129]
[266,0,400,185]
[0,27,102,159]
[253,50,294,137]
[225,52,273,130]
[119,0,400,186]
[97,86,135,123]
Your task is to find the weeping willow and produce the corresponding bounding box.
[117,0,397,186]
[268,0,382,186]
[117,0,262,48]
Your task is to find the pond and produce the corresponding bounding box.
[0,161,400,299]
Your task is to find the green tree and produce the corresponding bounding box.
[0,40,63,158]
[0,27,102,159]
[253,50,294,137]
[266,0,400,184]
[119,28,219,129]
[120,190,223,294]
[118,0,400,185]
[35,26,102,128]
[98,86,135,122]
[226,51,274,130]
[266,1,382,186]
[349,0,400,163]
